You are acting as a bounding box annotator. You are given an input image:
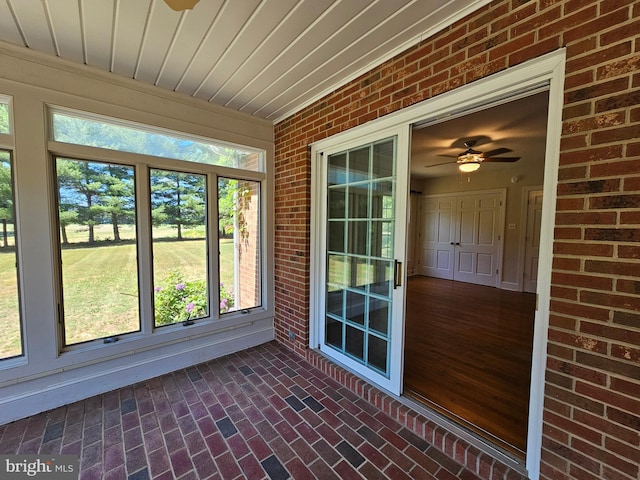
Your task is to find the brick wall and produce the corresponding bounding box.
[274,1,640,479]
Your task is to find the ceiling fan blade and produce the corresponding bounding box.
[483,147,512,157]
[424,161,456,168]
[483,156,520,163]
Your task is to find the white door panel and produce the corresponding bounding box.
[419,197,454,279]
[419,191,504,287]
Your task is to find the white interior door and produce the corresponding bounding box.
[524,189,543,293]
[418,197,454,279]
[418,191,503,287]
[453,193,502,287]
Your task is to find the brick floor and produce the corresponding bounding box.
[0,342,525,479]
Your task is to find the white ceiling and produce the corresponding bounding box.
[0,0,490,123]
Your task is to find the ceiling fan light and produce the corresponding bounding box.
[164,0,200,11]
[459,162,480,173]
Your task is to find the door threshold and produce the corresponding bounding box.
[402,390,528,473]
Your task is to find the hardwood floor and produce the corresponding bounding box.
[403,276,535,457]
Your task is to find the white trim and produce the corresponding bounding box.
[310,49,566,479]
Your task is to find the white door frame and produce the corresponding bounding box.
[310,48,565,479]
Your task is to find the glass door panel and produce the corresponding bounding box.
[324,137,397,377]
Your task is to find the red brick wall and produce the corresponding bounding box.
[274,1,640,479]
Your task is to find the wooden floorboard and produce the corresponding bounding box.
[403,276,535,457]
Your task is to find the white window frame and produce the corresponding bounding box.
[47,111,269,353]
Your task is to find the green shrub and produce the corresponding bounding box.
[154,271,234,326]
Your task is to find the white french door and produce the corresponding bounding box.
[418,191,504,287]
[313,127,409,395]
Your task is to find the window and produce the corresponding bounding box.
[0,150,22,360]
[218,178,261,314]
[151,169,208,326]
[55,158,140,345]
[49,108,265,348]
[0,101,9,134]
[52,110,262,171]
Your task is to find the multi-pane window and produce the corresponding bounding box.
[0,150,22,360]
[49,109,264,348]
[55,158,139,345]
[151,169,208,326]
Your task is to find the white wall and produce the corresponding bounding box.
[0,42,275,425]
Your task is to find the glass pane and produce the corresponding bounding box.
[327,254,346,288]
[368,335,388,372]
[327,289,344,317]
[371,221,393,258]
[369,260,392,296]
[372,140,394,178]
[151,169,208,327]
[345,325,364,360]
[56,158,139,345]
[346,291,365,325]
[368,298,389,335]
[0,151,22,359]
[328,187,346,218]
[218,178,261,314]
[349,147,369,181]
[327,221,345,253]
[347,221,367,256]
[0,102,9,134]
[347,256,369,291]
[52,111,262,171]
[349,187,369,218]
[326,316,343,349]
[371,181,393,219]
[328,153,346,186]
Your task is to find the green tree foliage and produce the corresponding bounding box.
[151,170,205,240]
[56,159,134,244]
[0,103,8,134]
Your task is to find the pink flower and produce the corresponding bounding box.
[185,302,195,313]
[175,283,186,291]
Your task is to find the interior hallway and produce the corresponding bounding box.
[0,342,491,480]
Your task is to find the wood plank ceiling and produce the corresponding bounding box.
[0,0,489,123]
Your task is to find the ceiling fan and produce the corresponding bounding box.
[164,0,199,11]
[427,139,521,173]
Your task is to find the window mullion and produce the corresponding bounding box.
[136,163,154,334]
[209,173,221,321]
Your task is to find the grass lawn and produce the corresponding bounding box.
[0,231,235,355]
